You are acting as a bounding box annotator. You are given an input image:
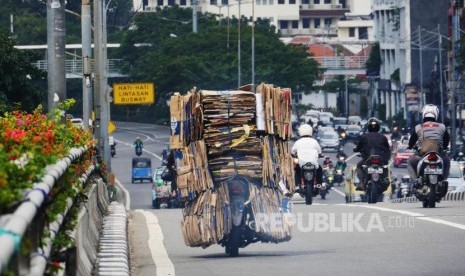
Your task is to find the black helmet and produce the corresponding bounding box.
[367,117,381,132]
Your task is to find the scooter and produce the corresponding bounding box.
[111,144,116,157]
[414,151,448,208]
[362,155,389,204]
[334,156,346,186]
[135,146,142,156]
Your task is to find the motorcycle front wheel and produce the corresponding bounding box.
[226,226,241,257]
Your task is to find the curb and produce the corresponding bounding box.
[113,121,170,129]
[95,202,129,276]
[391,191,465,203]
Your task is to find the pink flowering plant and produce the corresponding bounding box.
[0,100,96,213]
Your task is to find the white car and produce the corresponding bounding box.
[71,118,83,128]
[447,161,465,192]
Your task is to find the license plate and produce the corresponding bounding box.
[367,167,383,174]
[424,168,442,175]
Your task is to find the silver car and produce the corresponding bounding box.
[318,131,340,152]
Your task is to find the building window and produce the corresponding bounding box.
[302,18,310,28]
[314,18,320,28]
[302,0,309,3]
[168,0,175,5]
[180,0,187,5]
[157,0,163,5]
[222,0,228,4]
[289,0,296,4]
[359,27,368,39]
[280,20,288,29]
[324,0,330,3]
[269,0,273,4]
[314,0,320,4]
[349,27,355,37]
[292,20,298,29]
[324,18,332,27]
[257,0,261,5]
[210,0,217,4]
[278,0,285,4]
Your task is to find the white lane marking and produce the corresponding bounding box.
[115,139,162,161]
[124,130,169,145]
[331,187,346,197]
[137,210,175,276]
[115,178,131,210]
[339,204,465,231]
[346,153,358,162]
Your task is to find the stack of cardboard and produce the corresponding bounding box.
[181,183,230,248]
[261,136,295,193]
[175,140,214,199]
[249,185,293,242]
[256,83,292,140]
[172,84,294,248]
[169,90,203,150]
[201,90,263,183]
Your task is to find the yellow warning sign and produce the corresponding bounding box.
[113,83,154,105]
[108,121,116,134]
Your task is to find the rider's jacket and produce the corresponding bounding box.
[354,132,391,164]
[291,136,321,167]
[409,120,449,152]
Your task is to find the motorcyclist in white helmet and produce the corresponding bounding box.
[291,124,323,186]
[407,104,450,186]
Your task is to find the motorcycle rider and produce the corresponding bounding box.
[335,151,347,171]
[353,117,391,190]
[134,137,143,149]
[323,156,333,168]
[407,104,450,185]
[291,124,323,187]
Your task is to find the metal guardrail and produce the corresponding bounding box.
[0,147,87,274]
[32,59,126,78]
[313,56,368,70]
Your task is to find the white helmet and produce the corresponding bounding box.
[298,124,313,137]
[422,104,439,120]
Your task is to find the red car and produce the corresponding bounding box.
[394,145,415,168]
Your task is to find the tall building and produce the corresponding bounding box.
[372,0,449,123]
[135,0,359,36]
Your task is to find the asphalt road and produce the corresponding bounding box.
[110,124,465,276]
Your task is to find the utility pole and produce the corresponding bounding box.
[82,0,92,130]
[192,0,198,33]
[251,0,255,90]
[94,0,111,172]
[237,0,241,88]
[418,25,424,109]
[345,75,349,117]
[47,0,66,112]
[438,24,444,124]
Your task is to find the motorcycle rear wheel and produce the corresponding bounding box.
[428,185,436,208]
[367,182,378,204]
[305,183,313,205]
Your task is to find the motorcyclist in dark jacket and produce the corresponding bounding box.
[353,117,391,190]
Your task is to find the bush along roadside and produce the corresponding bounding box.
[0,99,110,275]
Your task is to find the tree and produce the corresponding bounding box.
[116,7,320,116]
[365,42,381,77]
[0,30,47,113]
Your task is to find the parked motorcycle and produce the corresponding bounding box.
[223,177,259,257]
[413,151,448,208]
[362,155,389,204]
